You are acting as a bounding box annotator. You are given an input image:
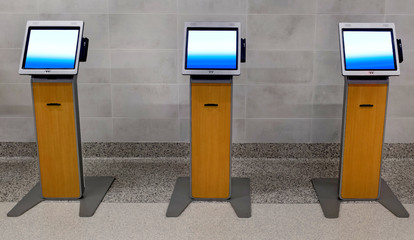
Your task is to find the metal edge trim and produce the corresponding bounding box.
[72,77,85,198]
[338,77,348,199]
[377,79,390,199]
[30,77,44,199]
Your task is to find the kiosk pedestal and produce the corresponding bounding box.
[8,76,114,217]
[167,76,251,218]
[312,77,409,218]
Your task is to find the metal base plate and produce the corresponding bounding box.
[79,176,115,217]
[166,177,251,218]
[7,182,43,217]
[312,178,409,218]
[311,178,341,218]
[7,176,114,217]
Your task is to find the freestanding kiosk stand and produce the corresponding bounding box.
[166,22,251,218]
[312,23,409,218]
[8,21,114,217]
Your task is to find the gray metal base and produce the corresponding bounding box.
[79,176,115,217]
[311,178,341,218]
[166,177,251,218]
[7,176,114,217]
[312,178,409,218]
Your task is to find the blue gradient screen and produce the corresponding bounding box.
[186,29,237,69]
[343,30,396,70]
[24,29,79,69]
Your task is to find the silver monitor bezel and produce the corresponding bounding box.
[182,22,241,76]
[19,20,84,75]
[339,22,400,76]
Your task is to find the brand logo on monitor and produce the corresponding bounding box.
[369,71,374,74]
[45,70,51,73]
[209,71,214,73]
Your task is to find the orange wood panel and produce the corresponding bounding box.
[341,84,387,199]
[191,83,231,199]
[32,82,81,198]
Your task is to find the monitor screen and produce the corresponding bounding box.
[185,28,238,70]
[23,27,80,69]
[342,30,396,71]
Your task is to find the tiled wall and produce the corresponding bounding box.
[0,0,413,143]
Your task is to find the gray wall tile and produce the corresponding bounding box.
[233,85,246,119]
[0,117,35,141]
[180,118,189,142]
[313,85,344,118]
[311,118,341,143]
[249,0,316,14]
[246,119,311,143]
[391,51,414,85]
[385,118,414,143]
[78,50,111,83]
[178,0,247,14]
[113,118,180,142]
[111,50,177,84]
[232,68,247,85]
[248,15,315,50]
[385,0,414,14]
[385,15,414,51]
[39,14,110,49]
[314,51,343,85]
[315,15,385,50]
[109,14,177,49]
[0,84,32,117]
[38,0,108,13]
[0,14,38,48]
[388,86,414,118]
[233,119,245,143]
[80,117,113,142]
[109,0,176,13]
[177,50,187,84]
[0,0,38,13]
[0,49,27,84]
[317,0,385,14]
[246,85,313,118]
[246,50,313,84]
[78,84,112,117]
[179,84,189,119]
[112,84,178,118]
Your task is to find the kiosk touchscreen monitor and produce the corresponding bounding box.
[339,23,400,76]
[19,21,84,75]
[182,22,241,75]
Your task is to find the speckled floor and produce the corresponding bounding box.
[1,202,414,240]
[1,157,413,204]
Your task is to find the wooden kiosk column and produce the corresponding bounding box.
[340,79,388,200]
[191,80,232,199]
[166,76,251,218]
[33,77,85,199]
[8,21,114,217]
[312,22,409,218]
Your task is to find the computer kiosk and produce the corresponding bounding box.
[166,22,251,218]
[312,23,409,218]
[8,21,114,217]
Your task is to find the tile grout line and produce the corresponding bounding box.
[106,0,115,142]
[310,2,319,143]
